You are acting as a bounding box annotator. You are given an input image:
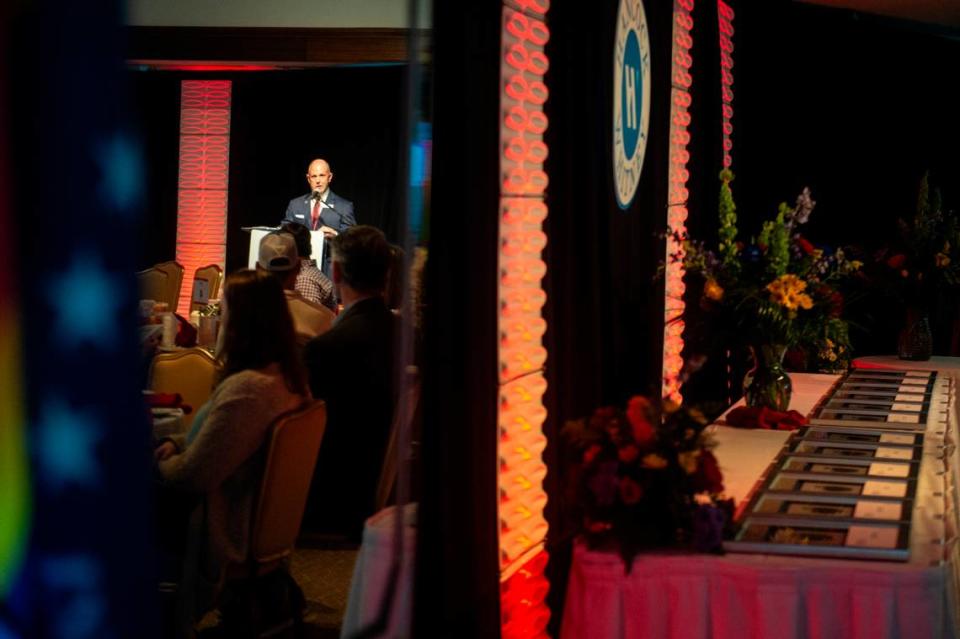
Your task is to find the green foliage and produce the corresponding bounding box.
[759,206,789,278]
[718,169,740,273]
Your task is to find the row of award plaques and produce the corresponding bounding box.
[724,368,947,561]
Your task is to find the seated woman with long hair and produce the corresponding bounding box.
[155,269,310,628]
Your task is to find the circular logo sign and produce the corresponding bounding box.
[613,0,651,210]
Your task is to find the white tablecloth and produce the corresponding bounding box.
[562,369,960,639]
[341,503,416,639]
[152,408,185,441]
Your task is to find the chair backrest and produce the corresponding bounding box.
[250,400,328,566]
[137,268,169,306]
[191,264,224,313]
[147,347,218,414]
[155,261,185,311]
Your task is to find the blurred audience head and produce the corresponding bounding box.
[383,244,406,310]
[281,221,314,261]
[218,269,307,394]
[257,230,300,289]
[331,225,391,296]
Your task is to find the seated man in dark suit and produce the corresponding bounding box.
[302,225,396,541]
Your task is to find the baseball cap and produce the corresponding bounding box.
[258,232,299,271]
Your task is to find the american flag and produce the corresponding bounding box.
[1,1,156,637]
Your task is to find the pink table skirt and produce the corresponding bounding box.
[562,540,955,639]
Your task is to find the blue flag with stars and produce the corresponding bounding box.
[3,1,156,637]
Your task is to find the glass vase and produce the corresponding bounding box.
[742,344,792,411]
[898,307,933,361]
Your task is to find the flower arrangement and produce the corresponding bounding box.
[874,173,960,305]
[666,171,862,375]
[562,395,731,566]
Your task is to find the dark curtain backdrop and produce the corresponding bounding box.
[129,66,406,272]
[541,0,723,632]
[414,2,501,637]
[129,72,181,271]
[733,1,960,355]
[543,0,681,424]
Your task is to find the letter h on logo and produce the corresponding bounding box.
[625,65,638,130]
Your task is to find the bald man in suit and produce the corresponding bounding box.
[283,158,356,277]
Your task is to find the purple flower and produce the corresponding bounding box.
[793,187,816,225]
[692,503,727,552]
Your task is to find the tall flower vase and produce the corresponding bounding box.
[742,344,793,411]
[898,307,933,361]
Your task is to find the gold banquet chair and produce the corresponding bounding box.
[147,347,217,415]
[214,400,328,636]
[155,260,185,310]
[190,264,224,313]
[137,267,169,305]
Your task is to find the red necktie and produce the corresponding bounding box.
[311,198,321,230]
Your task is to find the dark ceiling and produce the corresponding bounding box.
[800,0,960,28]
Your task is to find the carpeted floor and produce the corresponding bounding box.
[194,546,358,638]
[291,547,359,637]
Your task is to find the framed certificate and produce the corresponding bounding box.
[778,454,916,480]
[766,470,916,500]
[748,494,911,523]
[788,439,924,463]
[725,518,910,560]
[797,426,924,448]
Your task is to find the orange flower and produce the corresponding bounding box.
[641,453,668,470]
[703,278,724,301]
[766,274,813,311]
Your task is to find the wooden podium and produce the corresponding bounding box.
[245,227,325,269]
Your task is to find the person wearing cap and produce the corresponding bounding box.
[283,158,356,278]
[257,231,335,346]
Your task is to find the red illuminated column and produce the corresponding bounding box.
[718,1,735,169]
[498,1,552,638]
[662,0,695,403]
[175,80,231,315]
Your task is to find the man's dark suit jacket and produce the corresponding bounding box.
[284,190,356,278]
[302,296,396,540]
[283,189,356,233]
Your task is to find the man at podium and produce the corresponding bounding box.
[284,158,356,277]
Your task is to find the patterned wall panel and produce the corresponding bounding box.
[661,0,695,402]
[498,1,552,637]
[175,80,231,315]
